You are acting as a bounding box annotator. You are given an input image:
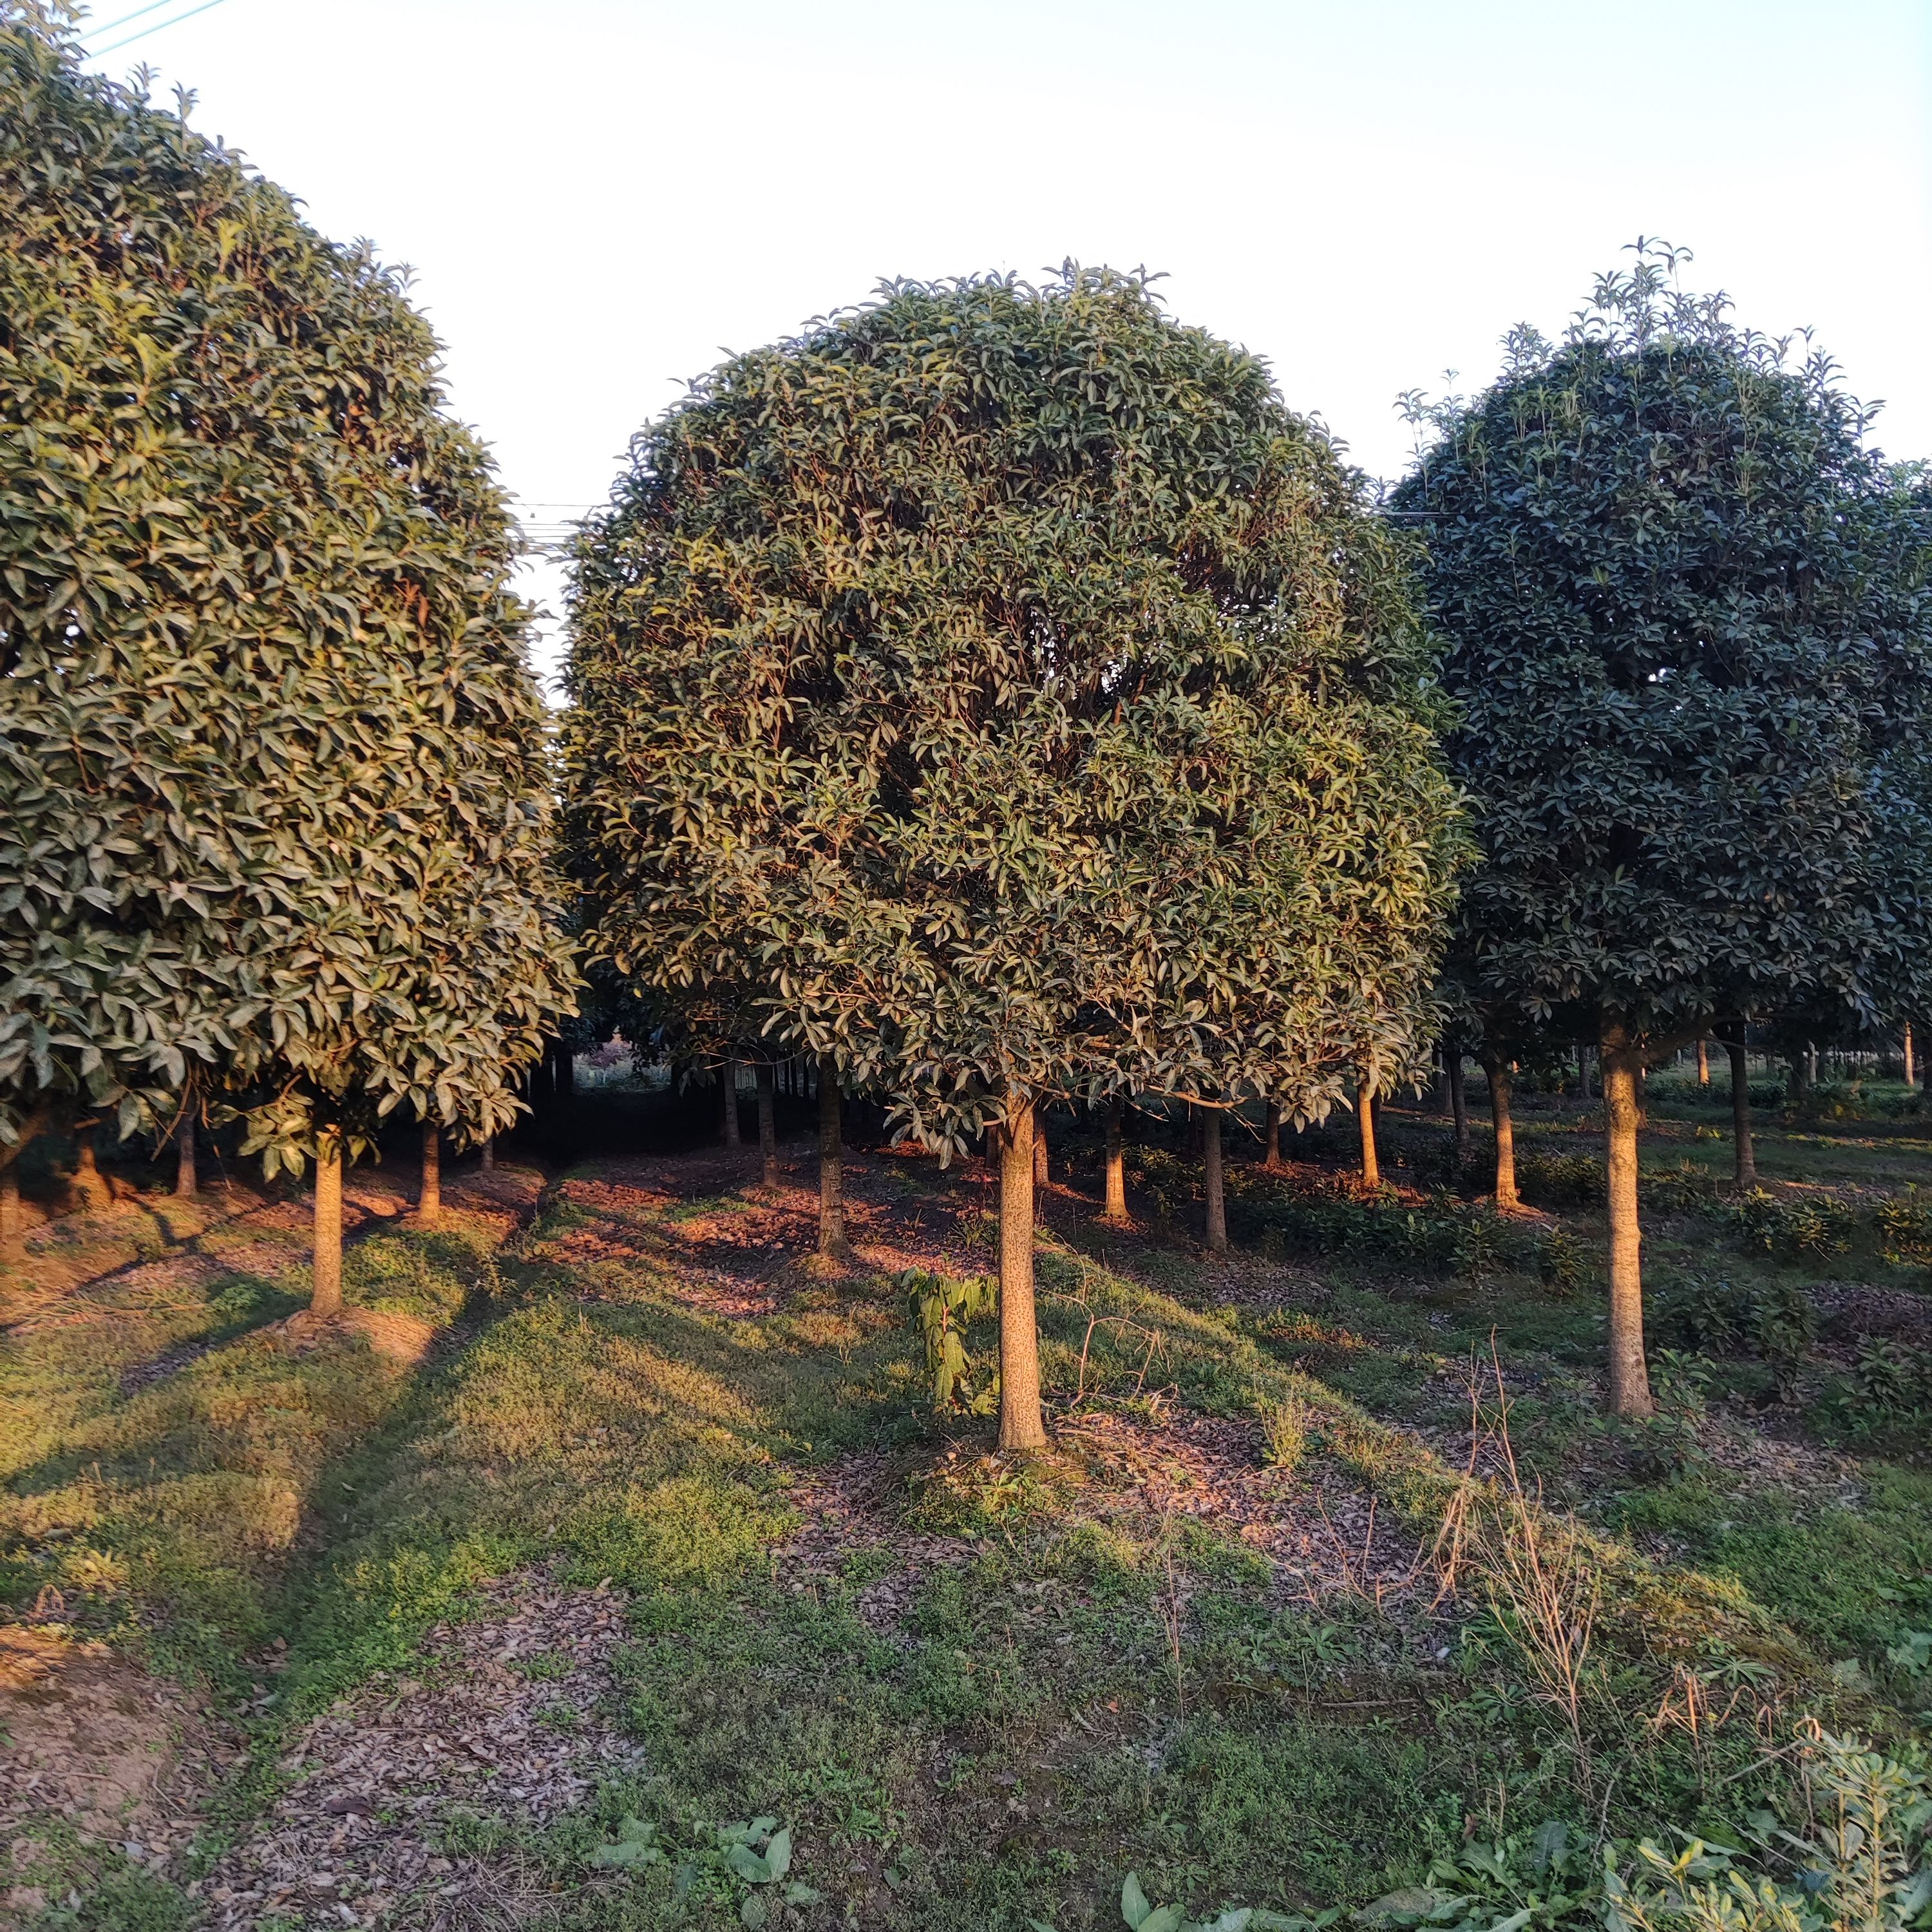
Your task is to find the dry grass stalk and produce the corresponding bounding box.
[1434,1341,1603,1796]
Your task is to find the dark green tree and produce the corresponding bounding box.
[565,268,1461,1448]
[0,7,576,1293]
[1396,245,1932,1414]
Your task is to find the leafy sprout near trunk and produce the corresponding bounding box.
[0,5,578,1298]
[1395,241,1932,1416]
[564,266,1462,1448]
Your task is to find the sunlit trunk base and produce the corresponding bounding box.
[312,1130,345,1317]
[757,1063,779,1187]
[817,1057,849,1260]
[419,1122,441,1225]
[1357,1077,1379,1188]
[1485,1060,1519,1211]
[998,1094,1046,1451]
[1103,1099,1127,1222]
[176,1119,198,1198]
[1203,1108,1227,1253]
[1601,1022,1654,1417]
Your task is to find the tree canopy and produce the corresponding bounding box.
[1394,244,1932,1411]
[0,5,576,1175]
[564,266,1462,1443]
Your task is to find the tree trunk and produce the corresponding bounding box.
[1263,1097,1283,1170]
[757,1063,779,1187]
[997,1093,1046,1451]
[480,1137,495,1172]
[1203,1107,1227,1253]
[1696,1037,1710,1087]
[1356,1074,1379,1187]
[1448,1054,1468,1164]
[312,1128,345,1317]
[419,1121,441,1225]
[1103,1098,1127,1222]
[721,1060,741,1148]
[1484,1059,1519,1211]
[71,1122,111,1212]
[817,1057,849,1260]
[1788,1053,1808,1106]
[1034,1115,1048,1189]
[175,1117,198,1198]
[1726,1037,1756,1188]
[1905,1023,1915,1088]
[1600,1025,1653,1416]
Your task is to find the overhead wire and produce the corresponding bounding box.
[91,0,231,58]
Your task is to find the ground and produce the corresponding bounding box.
[1,1071,1927,1930]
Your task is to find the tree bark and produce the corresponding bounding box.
[1448,1054,1468,1164]
[1034,1115,1049,1189]
[1696,1037,1710,1087]
[1356,1073,1379,1187]
[1484,1059,1519,1211]
[1905,1023,1916,1088]
[756,1063,779,1186]
[721,1060,741,1148]
[1725,1037,1756,1188]
[1264,1097,1283,1170]
[312,1128,345,1317]
[817,1057,849,1260]
[419,1121,441,1225]
[997,1093,1046,1450]
[71,1122,111,1213]
[1203,1106,1227,1253]
[175,1117,198,1198]
[1601,1021,1654,1417]
[1103,1098,1127,1222]
[480,1137,495,1172]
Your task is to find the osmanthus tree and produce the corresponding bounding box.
[564,267,1462,1450]
[1394,244,1932,1416]
[0,8,576,1292]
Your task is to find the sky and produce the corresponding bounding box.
[76,0,1932,688]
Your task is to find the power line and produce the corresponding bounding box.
[92,0,230,58]
[84,0,180,41]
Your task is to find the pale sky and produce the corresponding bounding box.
[77,0,1932,688]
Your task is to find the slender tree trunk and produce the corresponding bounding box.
[175,1117,198,1198]
[1576,1042,1589,1099]
[1905,1024,1915,1088]
[312,1128,345,1317]
[1357,1073,1379,1187]
[419,1121,441,1225]
[1203,1107,1227,1253]
[1788,1053,1808,1106]
[817,1057,849,1260]
[1484,1059,1519,1211]
[1034,1114,1048,1189]
[1264,1097,1283,1170]
[1726,1038,1756,1188]
[998,1093,1046,1451]
[1103,1098,1127,1222]
[757,1063,779,1187]
[1448,1054,1468,1164]
[1600,1022,1653,1417]
[721,1060,741,1148]
[480,1137,495,1172]
[71,1122,111,1212]
[1696,1038,1710,1088]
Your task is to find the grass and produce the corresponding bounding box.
[3,1092,1929,1929]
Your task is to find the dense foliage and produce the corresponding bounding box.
[0,6,575,1168]
[1396,248,1932,1046]
[563,267,1461,1150]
